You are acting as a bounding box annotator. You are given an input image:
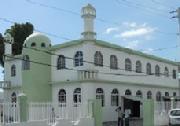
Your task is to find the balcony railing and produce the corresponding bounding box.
[78,70,98,80]
[0,81,11,89]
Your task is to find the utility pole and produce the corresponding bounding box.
[170,7,180,35]
[170,7,180,97]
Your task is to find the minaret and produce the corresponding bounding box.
[81,4,96,40]
[4,33,13,56]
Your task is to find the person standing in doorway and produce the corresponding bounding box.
[116,106,123,126]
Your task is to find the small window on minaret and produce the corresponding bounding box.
[11,64,16,77]
[31,42,36,47]
[41,43,46,48]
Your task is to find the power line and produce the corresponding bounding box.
[24,0,178,36]
[21,45,177,76]
[115,0,169,18]
[4,54,155,77]
[0,17,74,41]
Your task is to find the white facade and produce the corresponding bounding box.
[2,3,180,124]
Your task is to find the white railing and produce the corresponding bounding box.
[28,102,92,124]
[0,102,20,124]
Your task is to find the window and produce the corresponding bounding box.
[74,51,83,67]
[73,88,81,103]
[57,55,66,69]
[11,92,16,103]
[22,55,30,70]
[136,61,142,73]
[31,42,36,47]
[125,58,132,71]
[173,92,177,97]
[110,55,118,69]
[165,92,169,97]
[94,51,103,66]
[136,90,143,98]
[41,43,46,48]
[58,89,66,103]
[11,65,16,77]
[146,63,151,75]
[156,92,161,101]
[111,89,119,106]
[125,89,132,96]
[173,70,176,79]
[96,88,104,107]
[147,91,152,99]
[164,67,169,77]
[155,65,160,77]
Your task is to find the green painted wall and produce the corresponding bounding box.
[143,99,154,126]
[92,99,102,126]
[22,47,52,102]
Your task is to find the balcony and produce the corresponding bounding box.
[78,70,98,80]
[0,81,11,89]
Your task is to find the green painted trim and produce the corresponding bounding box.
[50,40,178,66]
[18,95,28,122]
[143,100,154,126]
[21,47,52,102]
[50,79,179,89]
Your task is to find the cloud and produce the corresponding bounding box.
[119,27,155,38]
[142,48,154,54]
[122,22,137,28]
[105,27,119,34]
[125,40,141,49]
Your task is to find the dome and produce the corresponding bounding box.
[24,32,51,48]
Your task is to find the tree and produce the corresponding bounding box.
[0,22,34,66]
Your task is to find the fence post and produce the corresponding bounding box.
[143,99,154,126]
[18,93,28,122]
[89,99,102,126]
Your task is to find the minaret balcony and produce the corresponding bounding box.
[0,81,11,89]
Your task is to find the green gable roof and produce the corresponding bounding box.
[50,39,179,66]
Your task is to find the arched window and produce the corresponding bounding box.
[74,51,83,67]
[57,55,66,70]
[125,89,132,96]
[94,51,103,66]
[155,65,160,77]
[147,91,152,99]
[173,70,176,79]
[73,88,81,103]
[58,89,66,103]
[156,91,161,101]
[136,61,142,73]
[173,92,176,97]
[96,88,104,106]
[111,89,119,106]
[136,90,143,98]
[165,92,169,97]
[22,55,30,70]
[110,55,118,69]
[146,63,151,75]
[125,58,132,71]
[164,67,169,77]
[31,42,36,47]
[41,43,46,48]
[11,92,16,103]
[11,65,16,77]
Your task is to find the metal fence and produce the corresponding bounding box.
[28,102,93,125]
[0,102,20,124]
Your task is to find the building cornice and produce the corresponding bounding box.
[50,79,179,89]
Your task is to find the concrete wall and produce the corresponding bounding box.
[4,118,94,126]
[52,82,178,122]
[51,42,179,88]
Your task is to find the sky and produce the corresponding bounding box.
[0,0,180,82]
